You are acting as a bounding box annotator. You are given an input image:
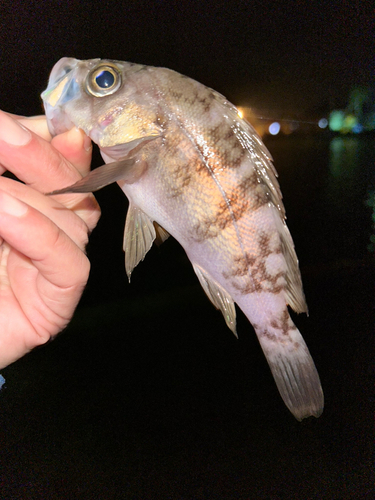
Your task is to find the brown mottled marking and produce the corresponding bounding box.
[168,165,192,198]
[259,233,271,255]
[218,143,246,169]
[191,119,248,172]
[228,266,286,296]
[223,253,255,278]
[224,126,236,141]
[191,218,219,241]
[220,192,250,225]
[215,133,247,169]
[191,169,268,243]
[246,185,267,212]
[260,329,278,342]
[222,230,287,295]
[237,171,258,192]
[270,309,297,336]
[170,90,183,100]
[229,146,247,169]
[209,123,227,140]
[234,172,269,212]
[191,187,253,242]
[196,94,213,113]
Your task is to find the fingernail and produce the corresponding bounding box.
[0,191,28,216]
[67,127,92,152]
[0,111,32,146]
[83,133,92,152]
[74,127,92,152]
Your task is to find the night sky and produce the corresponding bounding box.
[1,0,373,117]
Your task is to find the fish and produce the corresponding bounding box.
[42,57,324,420]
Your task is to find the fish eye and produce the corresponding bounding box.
[86,64,122,97]
[96,70,115,88]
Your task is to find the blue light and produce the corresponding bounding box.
[352,123,363,134]
[269,122,280,135]
[318,118,328,129]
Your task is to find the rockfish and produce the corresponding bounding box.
[42,58,323,420]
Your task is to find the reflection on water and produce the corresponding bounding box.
[265,134,375,267]
[327,136,375,256]
[329,136,360,178]
[365,190,375,252]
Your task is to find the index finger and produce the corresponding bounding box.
[0,110,81,193]
[5,113,52,141]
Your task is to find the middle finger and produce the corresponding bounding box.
[0,176,96,248]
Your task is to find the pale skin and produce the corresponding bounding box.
[0,110,100,369]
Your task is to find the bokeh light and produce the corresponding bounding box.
[329,110,345,132]
[269,122,280,135]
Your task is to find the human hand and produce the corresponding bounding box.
[0,111,100,369]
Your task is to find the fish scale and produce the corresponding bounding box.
[42,57,323,420]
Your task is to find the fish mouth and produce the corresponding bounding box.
[42,101,75,137]
[41,57,81,136]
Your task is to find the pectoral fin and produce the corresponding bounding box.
[46,158,147,195]
[123,203,156,281]
[193,264,237,337]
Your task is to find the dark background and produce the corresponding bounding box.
[1,0,374,117]
[0,1,374,499]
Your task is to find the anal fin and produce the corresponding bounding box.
[153,222,170,246]
[193,264,237,336]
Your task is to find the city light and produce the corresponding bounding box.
[318,118,328,129]
[269,122,280,135]
[329,110,345,132]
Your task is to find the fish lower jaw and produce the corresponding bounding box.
[45,105,76,137]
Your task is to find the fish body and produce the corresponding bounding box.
[42,58,323,420]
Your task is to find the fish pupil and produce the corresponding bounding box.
[95,70,115,89]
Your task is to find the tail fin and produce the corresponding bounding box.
[256,326,324,420]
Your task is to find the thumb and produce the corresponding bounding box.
[51,128,92,177]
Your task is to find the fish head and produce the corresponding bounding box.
[41,57,163,159]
